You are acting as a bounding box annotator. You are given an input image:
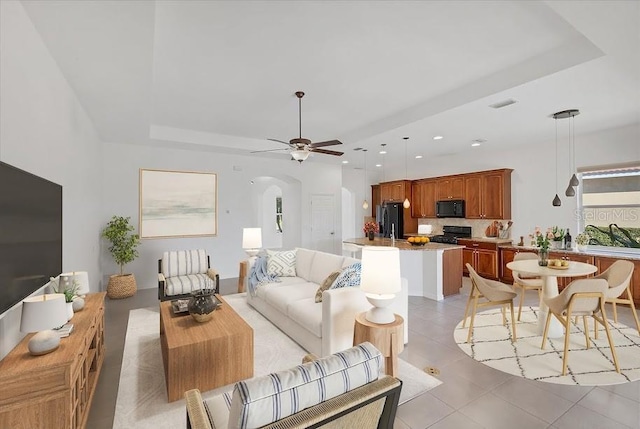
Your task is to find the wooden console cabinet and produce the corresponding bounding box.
[0,293,106,429]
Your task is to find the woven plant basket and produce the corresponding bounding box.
[107,274,136,299]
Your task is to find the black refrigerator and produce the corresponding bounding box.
[376,202,404,238]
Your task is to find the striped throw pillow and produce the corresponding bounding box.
[226,342,382,429]
[267,249,297,277]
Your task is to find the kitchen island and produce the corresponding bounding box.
[344,237,464,300]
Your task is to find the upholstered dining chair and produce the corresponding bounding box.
[463,264,518,343]
[511,252,543,321]
[592,260,639,334]
[541,278,620,376]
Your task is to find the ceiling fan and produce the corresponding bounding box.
[252,91,343,163]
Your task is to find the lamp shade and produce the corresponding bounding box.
[360,246,401,295]
[20,294,67,333]
[291,149,310,162]
[242,228,262,250]
[60,271,90,295]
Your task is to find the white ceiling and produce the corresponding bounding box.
[20,1,640,172]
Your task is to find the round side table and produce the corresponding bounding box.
[353,312,404,377]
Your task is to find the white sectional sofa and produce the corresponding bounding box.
[245,248,408,357]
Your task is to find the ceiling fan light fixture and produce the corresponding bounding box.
[291,149,310,162]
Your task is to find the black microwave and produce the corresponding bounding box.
[436,200,465,218]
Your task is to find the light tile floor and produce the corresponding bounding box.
[87,278,640,429]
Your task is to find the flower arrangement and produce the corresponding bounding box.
[530,226,553,251]
[363,221,379,235]
[551,226,565,242]
[575,232,590,246]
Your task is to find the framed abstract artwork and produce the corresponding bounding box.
[139,169,217,238]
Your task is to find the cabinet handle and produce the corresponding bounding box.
[472,243,479,247]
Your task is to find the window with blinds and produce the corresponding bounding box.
[578,166,640,250]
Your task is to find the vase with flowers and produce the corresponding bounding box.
[575,232,590,252]
[533,226,553,266]
[363,221,379,241]
[550,226,565,250]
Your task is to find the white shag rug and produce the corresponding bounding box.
[113,293,441,428]
[454,306,640,386]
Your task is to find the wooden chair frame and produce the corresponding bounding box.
[606,283,640,334]
[541,291,620,376]
[463,276,517,343]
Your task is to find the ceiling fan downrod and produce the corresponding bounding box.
[295,91,304,139]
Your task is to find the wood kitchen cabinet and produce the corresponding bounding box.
[464,169,512,219]
[411,179,437,218]
[436,176,464,200]
[371,184,380,218]
[499,247,539,283]
[380,180,407,202]
[459,239,503,280]
[378,180,417,234]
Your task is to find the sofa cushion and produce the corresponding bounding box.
[342,256,359,268]
[331,262,362,289]
[162,249,208,277]
[263,282,318,314]
[227,342,382,429]
[287,297,323,337]
[254,277,305,300]
[295,248,316,281]
[315,270,341,303]
[267,249,297,277]
[165,273,213,297]
[308,252,345,285]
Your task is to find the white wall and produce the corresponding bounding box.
[382,123,640,241]
[0,1,103,359]
[101,142,343,290]
[341,168,370,237]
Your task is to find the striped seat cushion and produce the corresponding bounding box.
[227,342,382,429]
[162,249,208,277]
[165,273,212,297]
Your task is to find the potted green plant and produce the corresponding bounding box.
[575,232,590,252]
[102,216,140,299]
[51,275,80,320]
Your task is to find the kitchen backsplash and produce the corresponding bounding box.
[417,218,514,239]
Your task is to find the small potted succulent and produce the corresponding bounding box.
[575,232,590,252]
[51,275,80,320]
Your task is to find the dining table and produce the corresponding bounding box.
[506,258,598,338]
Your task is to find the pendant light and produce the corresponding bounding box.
[552,109,580,197]
[402,137,410,209]
[552,114,561,206]
[362,149,369,210]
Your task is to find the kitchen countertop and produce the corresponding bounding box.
[344,237,464,251]
[498,244,640,261]
[459,237,513,244]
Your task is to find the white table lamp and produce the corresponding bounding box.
[20,294,68,356]
[360,246,401,324]
[242,228,262,257]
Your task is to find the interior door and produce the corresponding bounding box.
[311,194,336,254]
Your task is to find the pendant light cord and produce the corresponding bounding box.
[555,117,558,192]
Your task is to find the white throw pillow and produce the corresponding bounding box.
[267,249,297,277]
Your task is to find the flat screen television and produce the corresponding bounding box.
[0,161,62,315]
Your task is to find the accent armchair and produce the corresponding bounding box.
[185,342,402,429]
[158,249,219,301]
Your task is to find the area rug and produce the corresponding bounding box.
[454,306,640,386]
[113,293,441,428]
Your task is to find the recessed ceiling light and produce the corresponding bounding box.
[342,160,349,164]
[375,164,382,167]
[471,142,481,147]
[379,150,387,154]
[433,135,443,140]
[415,155,423,159]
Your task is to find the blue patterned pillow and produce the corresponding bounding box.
[330,262,361,289]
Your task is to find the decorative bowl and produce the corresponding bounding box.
[409,241,427,246]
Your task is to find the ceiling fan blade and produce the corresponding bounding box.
[310,148,344,156]
[267,138,291,146]
[310,139,342,148]
[250,148,289,154]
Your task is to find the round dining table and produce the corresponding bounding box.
[506,258,597,338]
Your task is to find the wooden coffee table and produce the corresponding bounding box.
[159,295,253,402]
